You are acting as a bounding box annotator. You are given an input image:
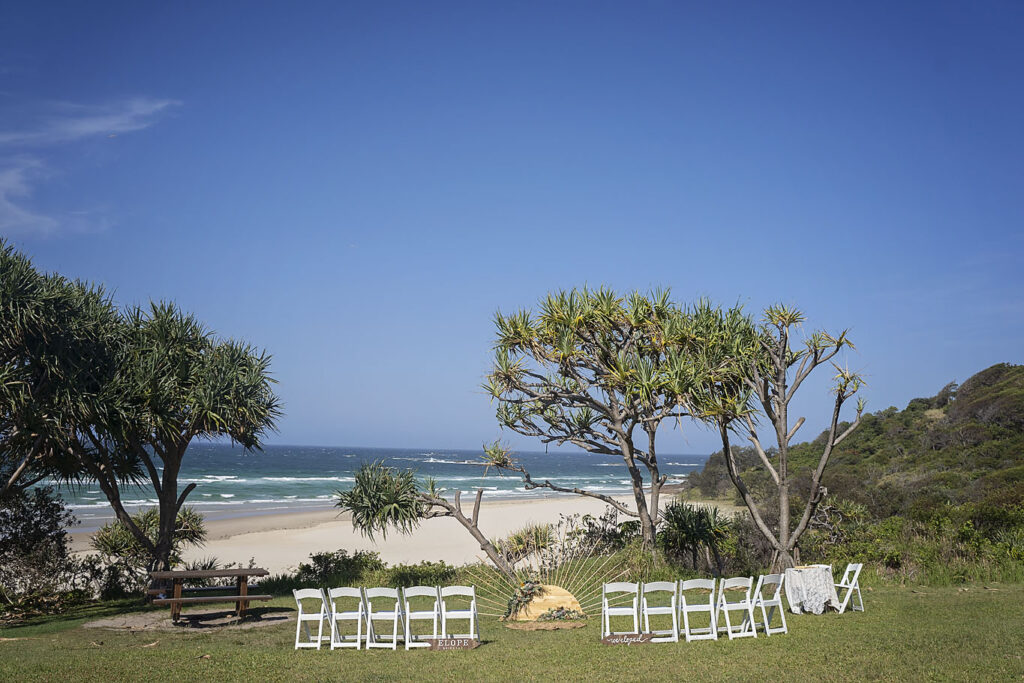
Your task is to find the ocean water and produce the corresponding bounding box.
[60,444,708,529]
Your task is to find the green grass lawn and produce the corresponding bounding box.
[2,584,1023,681]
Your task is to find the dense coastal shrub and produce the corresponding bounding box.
[0,487,82,611]
[298,549,386,586]
[383,561,456,587]
[258,550,455,594]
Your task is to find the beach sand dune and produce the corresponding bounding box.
[70,495,739,574]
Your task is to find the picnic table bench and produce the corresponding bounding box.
[149,568,272,621]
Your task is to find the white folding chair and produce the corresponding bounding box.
[364,587,405,650]
[439,585,479,640]
[835,563,864,613]
[640,581,678,642]
[679,578,718,641]
[326,586,366,650]
[293,588,329,650]
[403,585,441,649]
[601,582,639,638]
[716,577,757,639]
[752,574,787,635]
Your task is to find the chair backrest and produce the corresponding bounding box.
[719,576,753,598]
[680,578,716,592]
[440,585,475,599]
[842,563,863,586]
[327,586,363,601]
[294,588,325,602]
[642,581,677,595]
[293,588,326,616]
[603,582,639,597]
[404,585,440,599]
[757,574,784,601]
[364,587,400,601]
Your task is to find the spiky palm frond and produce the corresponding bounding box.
[336,461,424,541]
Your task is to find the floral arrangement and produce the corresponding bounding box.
[536,607,586,622]
[502,580,545,620]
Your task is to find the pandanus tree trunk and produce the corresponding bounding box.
[422,489,516,581]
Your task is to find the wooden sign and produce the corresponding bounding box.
[428,638,480,651]
[600,633,654,646]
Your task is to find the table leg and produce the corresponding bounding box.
[237,576,248,618]
[172,580,182,622]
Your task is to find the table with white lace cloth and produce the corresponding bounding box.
[784,565,841,614]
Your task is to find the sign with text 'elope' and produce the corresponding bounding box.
[428,638,480,651]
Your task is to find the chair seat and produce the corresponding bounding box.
[684,603,715,612]
[643,605,675,615]
[605,606,637,615]
[408,609,438,619]
[332,610,363,620]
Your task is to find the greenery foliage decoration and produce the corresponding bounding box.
[536,607,586,621]
[502,581,544,620]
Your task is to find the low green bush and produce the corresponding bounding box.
[381,560,456,587]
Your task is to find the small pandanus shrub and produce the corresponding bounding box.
[496,523,555,566]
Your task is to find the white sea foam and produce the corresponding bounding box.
[261,476,355,483]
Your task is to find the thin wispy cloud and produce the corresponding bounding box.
[0,97,179,147]
[0,159,58,235]
[0,96,178,236]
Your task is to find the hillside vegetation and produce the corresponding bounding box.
[686,363,1024,583]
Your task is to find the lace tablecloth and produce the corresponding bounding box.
[784,565,841,614]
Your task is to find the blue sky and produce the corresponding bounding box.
[2,2,1022,454]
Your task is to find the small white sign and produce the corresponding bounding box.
[428,638,480,651]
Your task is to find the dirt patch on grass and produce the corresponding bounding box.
[84,606,292,632]
[503,620,586,631]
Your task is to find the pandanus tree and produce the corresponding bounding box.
[336,460,518,580]
[68,302,282,574]
[483,288,750,549]
[0,241,135,498]
[698,305,864,570]
[1,241,281,575]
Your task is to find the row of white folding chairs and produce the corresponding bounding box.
[294,585,478,651]
[601,575,787,642]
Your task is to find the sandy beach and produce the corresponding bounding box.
[69,494,740,574]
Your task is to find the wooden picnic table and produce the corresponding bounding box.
[149,568,272,621]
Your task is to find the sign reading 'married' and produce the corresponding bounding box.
[428,638,480,651]
[600,633,655,646]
